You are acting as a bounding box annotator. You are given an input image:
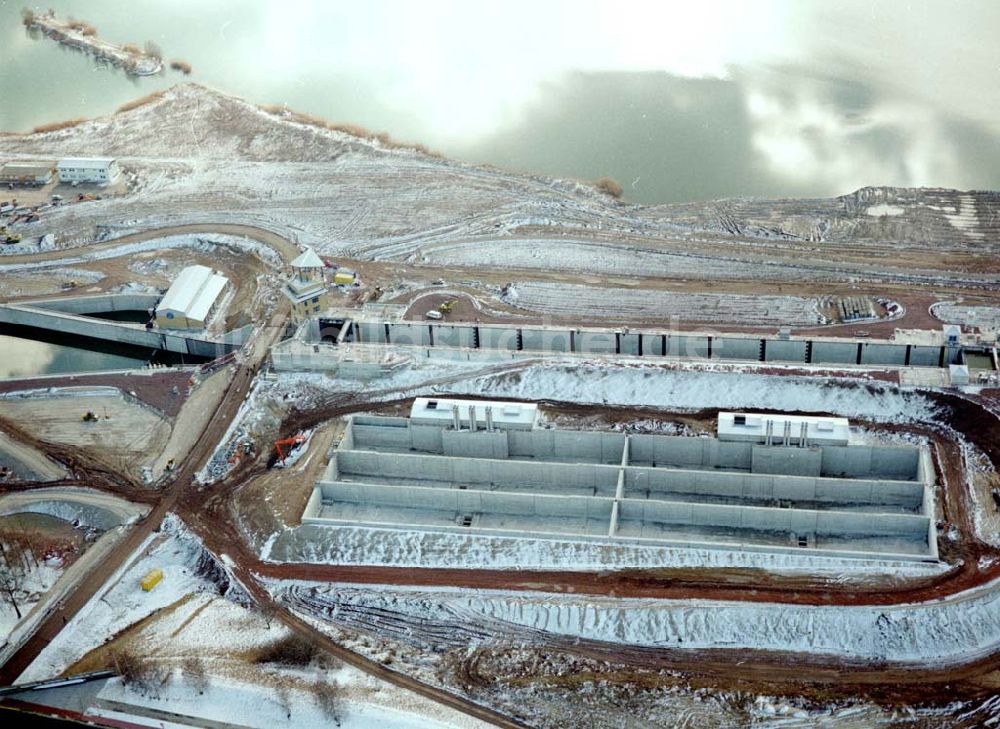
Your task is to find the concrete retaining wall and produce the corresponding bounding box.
[0,302,243,357]
[624,466,924,511]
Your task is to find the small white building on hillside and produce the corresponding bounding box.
[56,158,121,184]
[155,265,229,330]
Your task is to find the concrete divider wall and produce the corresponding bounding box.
[442,430,509,459]
[910,346,943,366]
[479,327,519,351]
[27,294,160,313]
[820,445,920,481]
[521,329,572,352]
[629,435,753,470]
[334,450,621,496]
[765,339,808,362]
[386,323,431,346]
[624,466,924,511]
[668,335,710,358]
[620,498,929,539]
[576,331,616,354]
[811,341,858,364]
[322,480,613,521]
[302,486,323,519]
[713,338,761,360]
[641,333,665,356]
[507,429,625,464]
[751,446,823,477]
[357,322,387,343]
[620,333,641,356]
[860,343,907,366]
[431,325,476,348]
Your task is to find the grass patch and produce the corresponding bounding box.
[117,90,167,113]
[31,118,87,134]
[591,176,624,199]
[259,103,443,157]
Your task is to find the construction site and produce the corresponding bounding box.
[0,83,997,728]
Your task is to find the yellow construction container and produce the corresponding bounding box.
[140,568,164,592]
[333,271,355,285]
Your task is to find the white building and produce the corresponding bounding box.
[410,398,538,430]
[718,412,849,447]
[56,158,121,184]
[0,161,56,186]
[155,265,229,330]
[949,364,970,386]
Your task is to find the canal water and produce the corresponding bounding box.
[0,323,201,379]
[1,2,997,203]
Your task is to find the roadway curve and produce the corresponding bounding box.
[0,224,530,728]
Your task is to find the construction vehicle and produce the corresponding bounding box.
[140,568,164,592]
[274,432,306,465]
[2,233,20,244]
[439,299,457,314]
[61,280,79,290]
[81,411,99,422]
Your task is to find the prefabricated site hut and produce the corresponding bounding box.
[0,161,56,186]
[56,158,121,185]
[155,265,229,330]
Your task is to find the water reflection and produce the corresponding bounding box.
[0,1,997,204]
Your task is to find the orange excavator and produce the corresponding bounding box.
[274,433,306,465]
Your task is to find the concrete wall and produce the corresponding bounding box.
[811,341,859,364]
[507,429,625,464]
[431,325,476,349]
[0,303,242,357]
[386,323,431,346]
[624,466,924,511]
[820,445,920,481]
[27,294,159,314]
[765,339,808,362]
[860,343,907,366]
[629,435,753,470]
[618,499,928,539]
[333,450,620,497]
[751,446,823,477]
[714,337,761,361]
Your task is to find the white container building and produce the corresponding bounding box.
[410,398,538,430]
[718,412,849,447]
[56,158,121,184]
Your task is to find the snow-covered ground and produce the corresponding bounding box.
[930,302,1000,330]
[275,577,1000,666]
[0,557,64,640]
[18,516,217,682]
[499,282,823,325]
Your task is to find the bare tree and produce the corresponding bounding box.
[144,41,162,60]
[0,562,24,620]
[182,656,210,695]
[112,649,170,697]
[312,677,342,726]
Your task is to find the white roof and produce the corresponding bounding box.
[290,247,324,268]
[158,265,229,323]
[718,412,849,445]
[57,158,116,169]
[410,397,538,428]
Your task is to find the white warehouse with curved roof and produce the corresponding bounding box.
[155,265,229,330]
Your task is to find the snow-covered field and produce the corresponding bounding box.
[500,281,822,325]
[931,302,1000,330]
[275,577,1000,665]
[18,516,218,682]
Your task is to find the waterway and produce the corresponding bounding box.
[0,323,200,379]
[1,2,997,203]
